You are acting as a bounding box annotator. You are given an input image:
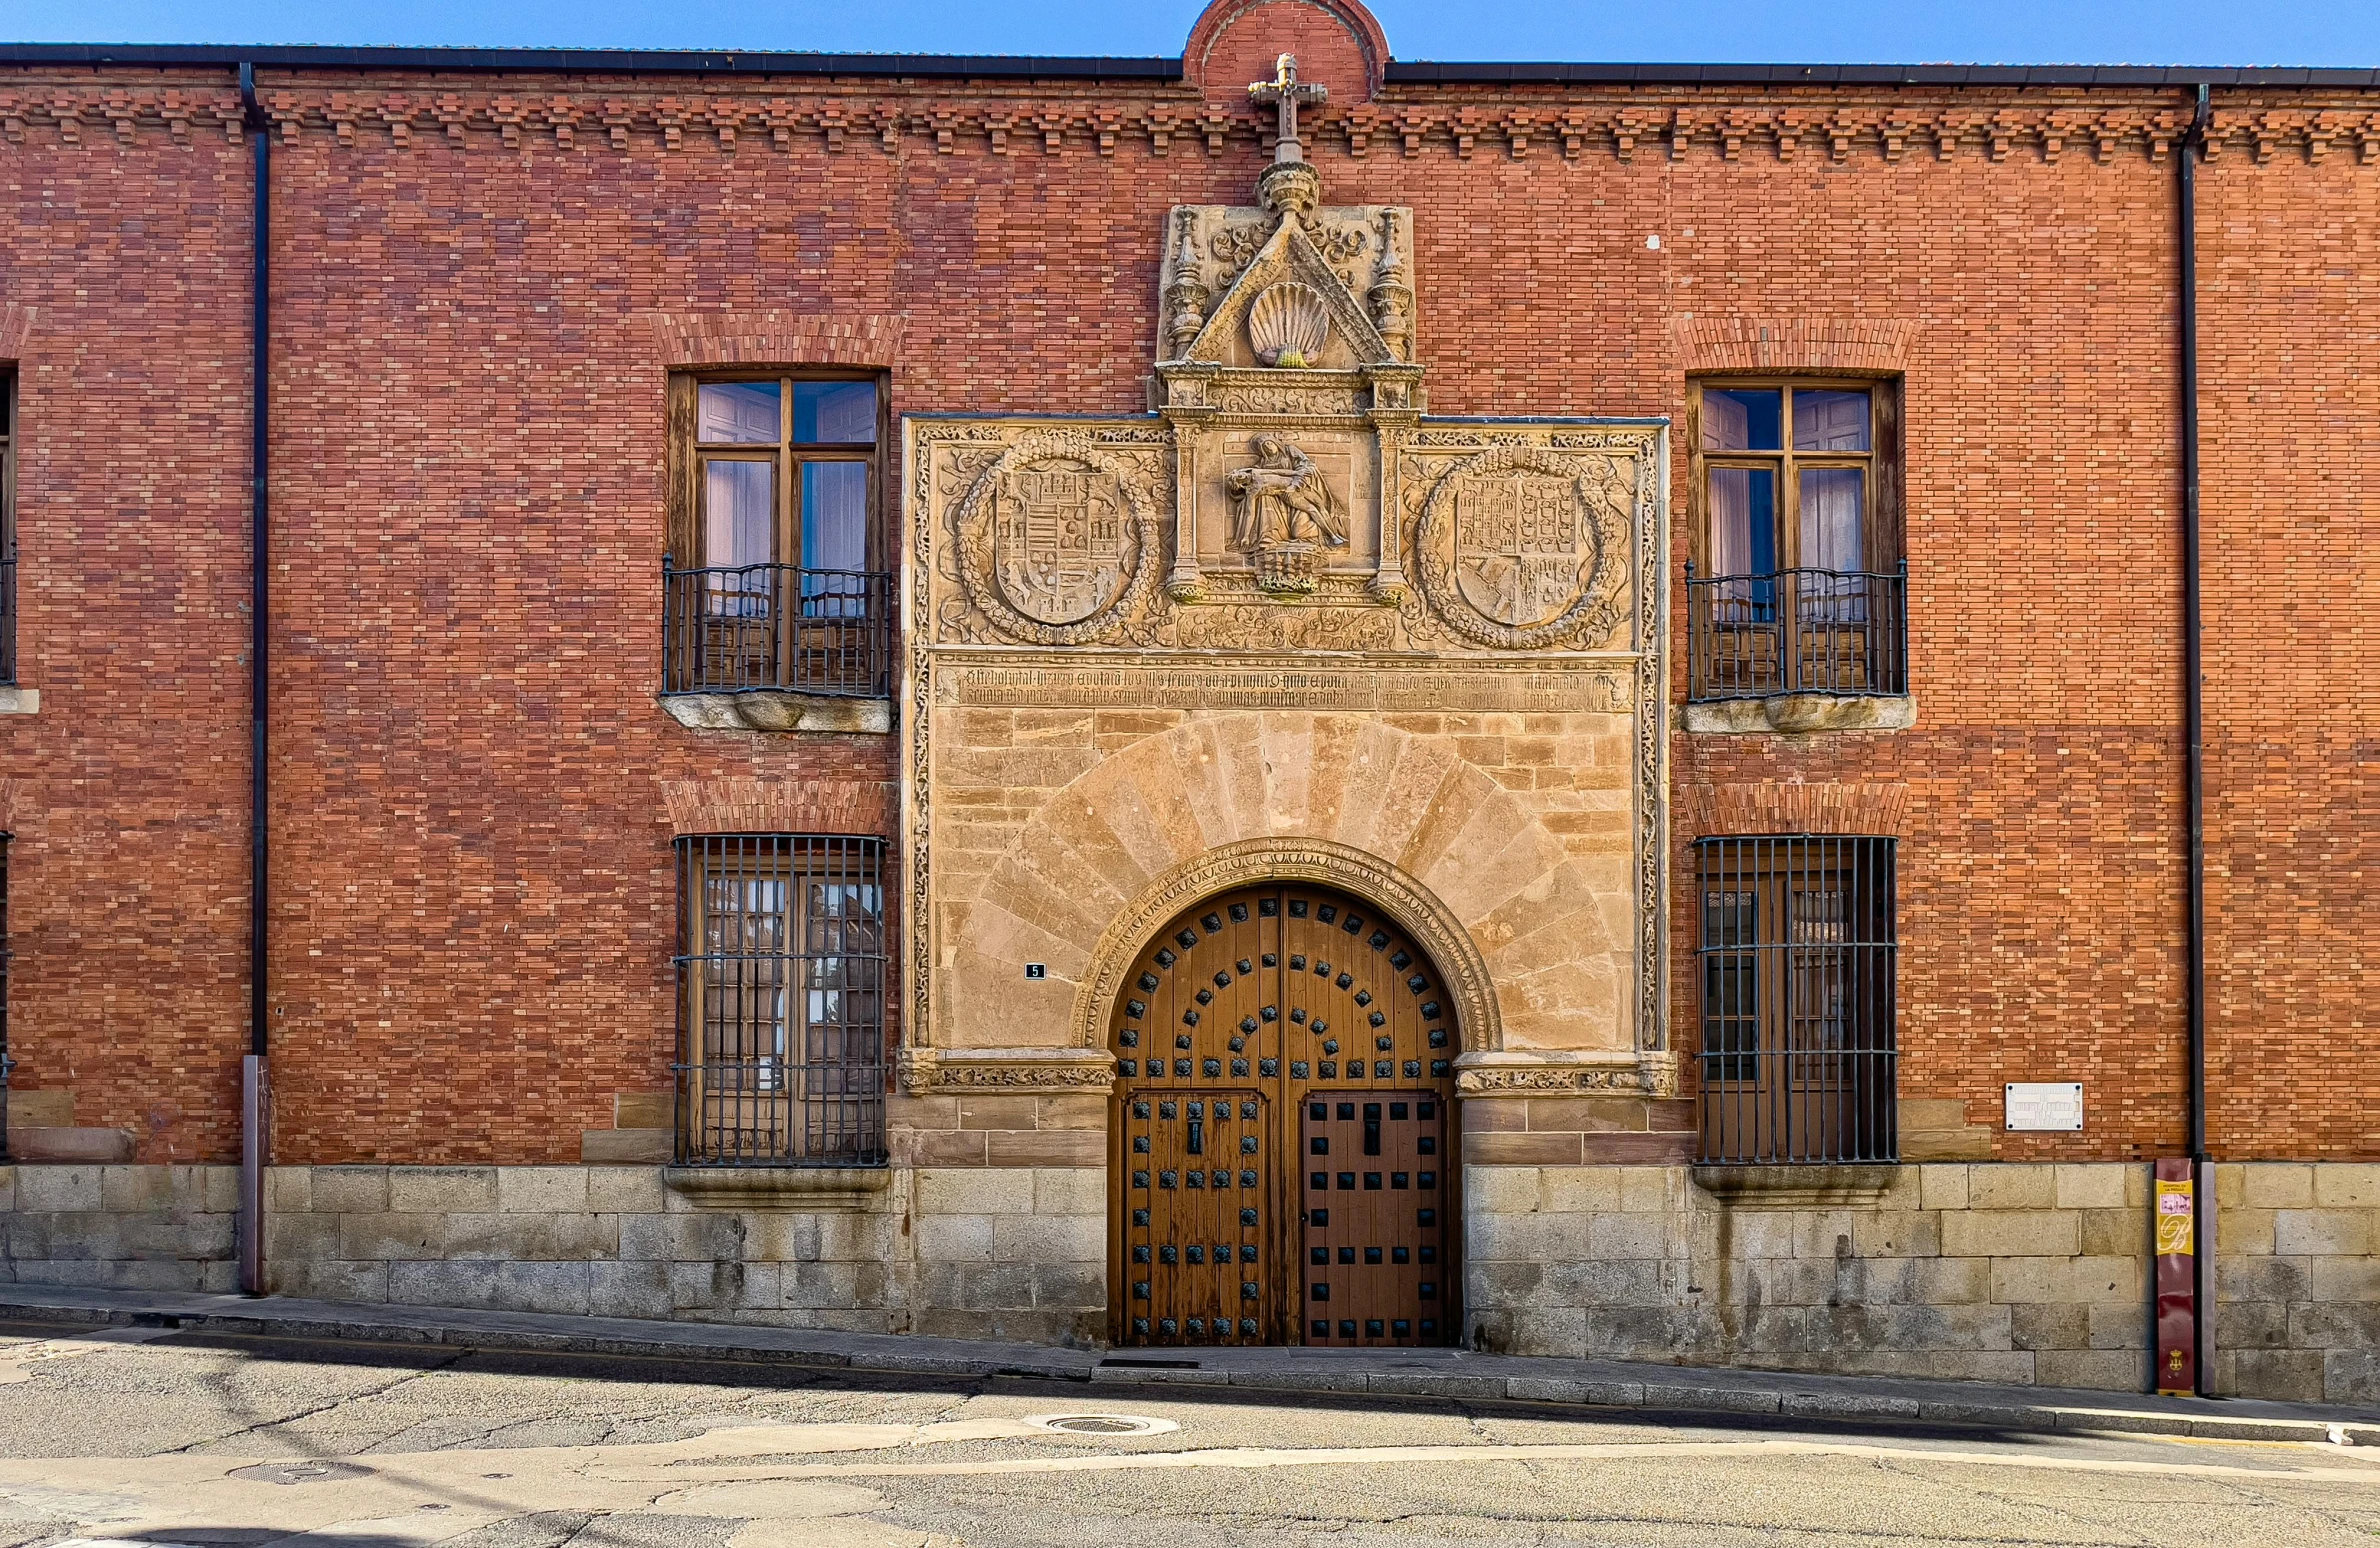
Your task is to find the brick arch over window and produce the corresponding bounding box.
[1184,0,1388,105]
[1684,780,1913,839]
[1676,317,1919,377]
[927,711,1631,1059]
[0,305,32,363]
[642,311,903,371]
[659,777,894,837]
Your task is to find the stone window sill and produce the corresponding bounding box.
[1691,1163,1900,1207]
[1681,694,1915,735]
[0,687,38,715]
[660,690,891,735]
[662,1164,892,1211]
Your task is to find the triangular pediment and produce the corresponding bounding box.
[1186,218,1397,370]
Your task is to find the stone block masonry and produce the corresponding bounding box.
[1464,1161,2380,1404]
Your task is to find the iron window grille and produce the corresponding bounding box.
[673,834,888,1167]
[0,832,12,1161]
[2,371,15,686]
[1696,835,1897,1164]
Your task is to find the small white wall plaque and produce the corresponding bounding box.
[2005,1082,2084,1132]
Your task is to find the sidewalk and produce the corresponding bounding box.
[3,1282,2374,1446]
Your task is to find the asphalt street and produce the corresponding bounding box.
[0,1319,2370,1547]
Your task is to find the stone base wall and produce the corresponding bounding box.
[7,1158,2379,1403]
[0,1163,1105,1344]
[2215,1162,2380,1405]
[1466,1161,2380,1404]
[0,1164,240,1290]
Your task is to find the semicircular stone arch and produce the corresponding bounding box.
[930,711,1630,1061]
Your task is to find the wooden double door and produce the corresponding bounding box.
[1108,883,1459,1348]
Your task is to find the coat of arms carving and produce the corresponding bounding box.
[994,465,1129,624]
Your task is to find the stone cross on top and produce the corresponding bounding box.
[1250,52,1326,164]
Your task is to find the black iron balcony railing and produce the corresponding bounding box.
[1686,563,1907,702]
[662,561,893,699]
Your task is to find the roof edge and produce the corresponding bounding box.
[0,43,1183,79]
[0,42,2370,90]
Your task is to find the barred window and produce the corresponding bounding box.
[0,832,10,1160]
[1695,836,1897,1164]
[2,371,15,686]
[674,835,887,1167]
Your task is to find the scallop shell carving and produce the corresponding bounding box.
[1247,282,1331,368]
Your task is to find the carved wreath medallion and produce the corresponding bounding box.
[952,431,1162,645]
[1413,446,1634,650]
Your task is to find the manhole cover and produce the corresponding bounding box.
[227,1461,374,1486]
[1023,1413,1179,1437]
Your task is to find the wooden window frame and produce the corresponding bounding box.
[664,369,888,576]
[1686,376,1904,580]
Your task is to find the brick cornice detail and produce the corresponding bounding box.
[0,304,32,362]
[644,311,903,370]
[659,778,894,838]
[1677,316,1918,377]
[1685,780,1911,840]
[6,84,2373,166]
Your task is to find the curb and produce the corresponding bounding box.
[4,1293,2374,1449]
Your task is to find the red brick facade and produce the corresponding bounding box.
[0,0,2371,1166]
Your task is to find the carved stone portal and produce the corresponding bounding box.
[904,62,1672,1103]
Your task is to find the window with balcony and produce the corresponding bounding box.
[1687,380,1906,709]
[1696,835,1897,1164]
[663,374,891,719]
[674,834,888,1168]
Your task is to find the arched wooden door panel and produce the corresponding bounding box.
[1109,882,1459,1348]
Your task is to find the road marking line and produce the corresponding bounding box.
[587,1437,2380,1488]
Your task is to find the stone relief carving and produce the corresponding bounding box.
[1411,445,1635,650]
[947,429,1168,646]
[1226,432,1350,593]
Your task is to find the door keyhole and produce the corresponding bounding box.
[1188,1119,1205,1155]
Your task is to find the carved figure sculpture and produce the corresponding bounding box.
[1227,433,1347,594]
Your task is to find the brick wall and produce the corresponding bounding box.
[0,59,2370,1165]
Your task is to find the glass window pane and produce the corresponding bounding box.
[1706,466,1777,579]
[1702,389,1780,451]
[703,459,775,570]
[1794,389,1871,452]
[1798,467,1865,573]
[698,381,781,444]
[800,463,870,615]
[795,381,877,444]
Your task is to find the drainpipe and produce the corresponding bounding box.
[237,61,271,1297]
[2179,81,2213,1394]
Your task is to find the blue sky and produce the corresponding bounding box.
[2,0,2374,66]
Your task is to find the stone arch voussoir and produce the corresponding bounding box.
[1071,837,1502,1058]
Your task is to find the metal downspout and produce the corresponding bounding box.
[237,61,270,1297]
[2180,81,2213,1394]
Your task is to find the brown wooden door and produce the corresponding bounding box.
[1300,1095,1448,1347]
[1110,884,1457,1348]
